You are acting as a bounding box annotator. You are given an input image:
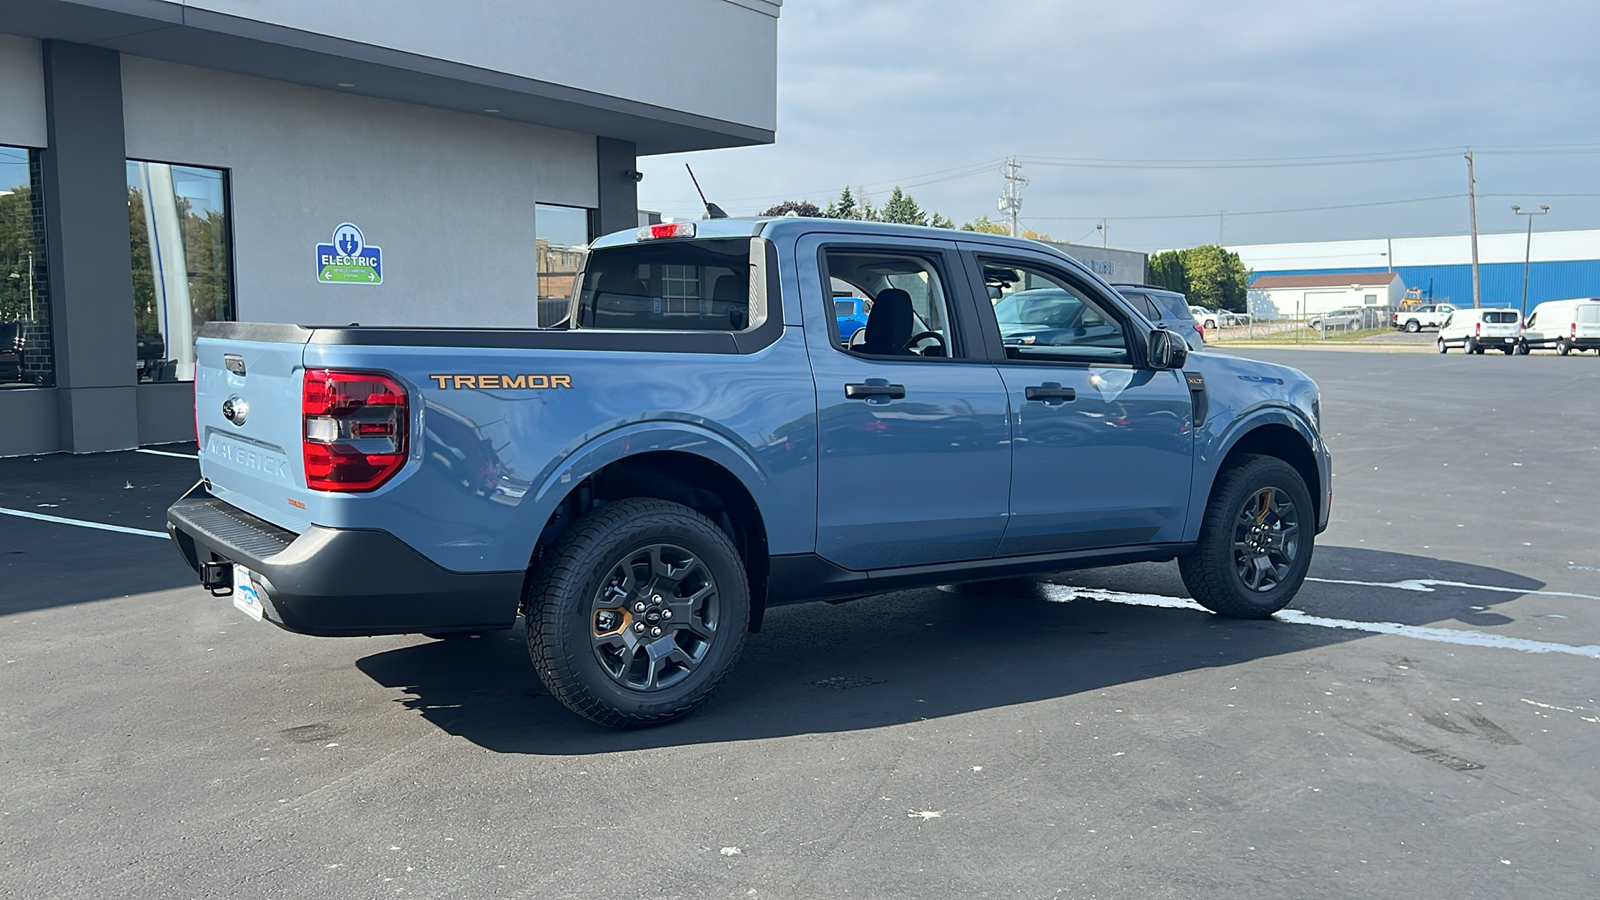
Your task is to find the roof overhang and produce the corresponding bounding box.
[1,0,775,155]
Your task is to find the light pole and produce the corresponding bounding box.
[1511,204,1550,318]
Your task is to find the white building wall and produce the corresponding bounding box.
[121,56,597,328]
[158,0,780,132]
[0,34,47,148]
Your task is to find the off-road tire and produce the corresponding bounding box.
[524,498,749,728]
[1179,454,1315,619]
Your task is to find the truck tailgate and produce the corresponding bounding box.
[195,333,314,532]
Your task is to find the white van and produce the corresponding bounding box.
[1437,308,1522,354]
[1519,298,1600,355]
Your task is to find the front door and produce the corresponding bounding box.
[959,246,1194,556]
[798,234,1011,571]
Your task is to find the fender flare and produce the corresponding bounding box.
[1186,404,1325,542]
[509,419,779,559]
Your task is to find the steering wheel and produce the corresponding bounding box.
[905,331,946,355]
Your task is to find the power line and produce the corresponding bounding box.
[1023,193,1466,222]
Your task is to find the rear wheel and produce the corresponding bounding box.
[1179,455,1314,618]
[1557,339,1571,356]
[524,498,749,728]
[1405,320,1421,333]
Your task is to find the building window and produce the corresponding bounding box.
[535,203,592,327]
[1,145,53,388]
[127,160,234,382]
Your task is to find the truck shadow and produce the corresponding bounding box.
[355,546,1556,754]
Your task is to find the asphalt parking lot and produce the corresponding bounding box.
[3,349,1597,899]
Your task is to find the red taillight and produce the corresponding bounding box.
[1474,322,1481,335]
[302,369,409,492]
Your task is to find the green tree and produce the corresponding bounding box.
[879,186,926,226]
[824,186,859,220]
[960,214,1053,242]
[1147,249,1187,294]
[928,212,956,230]
[1178,244,1250,311]
[759,199,825,218]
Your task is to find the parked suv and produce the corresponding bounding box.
[1112,284,1206,349]
[1437,308,1522,354]
[1308,307,1364,331]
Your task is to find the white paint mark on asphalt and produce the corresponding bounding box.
[908,810,943,821]
[136,448,198,459]
[0,506,170,539]
[1521,698,1599,723]
[720,847,742,857]
[1039,586,1600,660]
[1307,577,1600,601]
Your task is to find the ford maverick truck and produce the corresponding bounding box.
[168,217,1331,728]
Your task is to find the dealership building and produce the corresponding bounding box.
[1232,228,1600,319]
[0,0,780,456]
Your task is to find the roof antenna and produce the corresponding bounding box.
[685,164,728,220]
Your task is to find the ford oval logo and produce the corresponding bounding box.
[222,395,249,426]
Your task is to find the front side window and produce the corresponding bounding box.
[823,249,956,359]
[1,145,51,388]
[535,203,591,327]
[981,260,1129,364]
[127,160,233,382]
[575,238,754,331]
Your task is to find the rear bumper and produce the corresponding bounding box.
[166,491,522,637]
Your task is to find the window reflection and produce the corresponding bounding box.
[535,203,591,327]
[127,161,233,382]
[0,145,51,388]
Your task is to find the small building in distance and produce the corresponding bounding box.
[1248,272,1405,321]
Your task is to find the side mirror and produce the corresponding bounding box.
[1148,329,1188,370]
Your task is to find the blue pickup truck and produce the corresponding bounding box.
[168,217,1330,728]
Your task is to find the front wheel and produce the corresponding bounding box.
[1437,339,1447,354]
[524,498,750,728]
[1179,455,1314,618]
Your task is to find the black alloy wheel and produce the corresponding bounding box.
[1179,454,1315,618]
[1229,486,1301,593]
[589,542,721,691]
[525,498,749,728]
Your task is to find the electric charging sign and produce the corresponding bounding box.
[316,223,383,284]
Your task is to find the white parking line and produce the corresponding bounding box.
[136,448,199,459]
[1308,576,1600,601]
[1038,585,1600,660]
[0,506,170,539]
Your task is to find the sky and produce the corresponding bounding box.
[637,0,1600,252]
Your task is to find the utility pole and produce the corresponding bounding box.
[1218,210,1226,245]
[1097,218,1107,248]
[1386,237,1393,274]
[1512,203,1550,319]
[998,156,1027,238]
[1466,149,1481,308]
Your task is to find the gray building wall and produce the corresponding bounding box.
[0,34,47,146]
[1043,241,1147,285]
[123,56,598,329]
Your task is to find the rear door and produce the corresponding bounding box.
[195,331,315,532]
[798,233,1012,570]
[960,245,1194,555]
[1577,302,1600,342]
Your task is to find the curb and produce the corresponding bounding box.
[1209,341,1435,353]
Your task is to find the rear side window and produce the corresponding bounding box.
[574,239,754,331]
[1578,304,1600,324]
[1148,292,1195,321]
[1483,310,1519,324]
